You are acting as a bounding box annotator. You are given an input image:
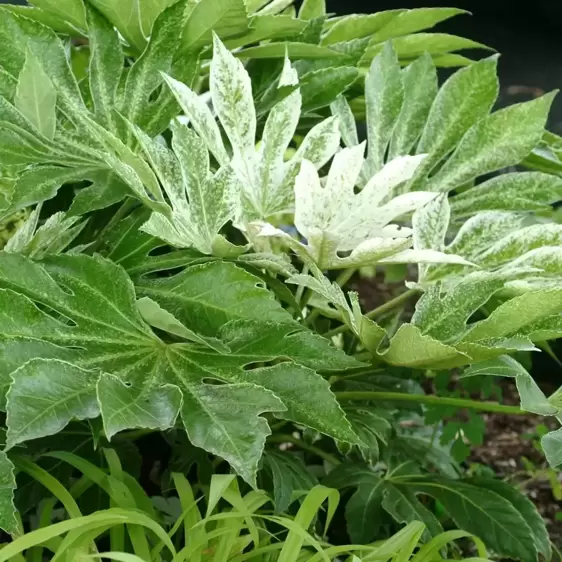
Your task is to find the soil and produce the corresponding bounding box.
[469,381,562,548]
[352,275,562,546]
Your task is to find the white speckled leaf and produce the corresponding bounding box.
[389,53,437,159]
[364,42,403,177]
[256,59,302,217]
[291,150,438,269]
[330,95,359,148]
[451,172,562,217]
[162,73,229,166]
[413,194,450,281]
[430,93,556,193]
[424,212,525,282]
[211,32,256,174]
[477,223,562,268]
[415,57,498,179]
[462,288,562,342]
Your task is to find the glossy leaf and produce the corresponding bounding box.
[260,451,318,513]
[0,254,357,485]
[6,359,100,449]
[403,476,539,562]
[382,483,443,542]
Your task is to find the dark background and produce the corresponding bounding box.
[2,0,562,123]
[3,0,562,122]
[327,0,562,131]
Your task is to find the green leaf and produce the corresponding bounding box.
[180,0,248,52]
[225,15,306,49]
[383,324,470,369]
[323,463,385,543]
[137,261,291,336]
[0,452,17,535]
[321,11,404,45]
[3,165,101,220]
[468,478,551,559]
[68,171,130,216]
[300,67,358,112]
[412,273,510,341]
[330,95,359,147]
[0,254,358,484]
[415,57,498,180]
[120,0,188,138]
[236,41,346,59]
[260,451,317,513]
[466,356,560,418]
[364,34,488,62]
[463,288,562,342]
[403,477,539,562]
[542,428,562,468]
[136,296,230,353]
[0,7,86,116]
[430,93,556,193]
[382,483,443,542]
[88,0,145,51]
[239,362,357,441]
[346,482,385,543]
[389,53,437,158]
[451,172,562,217]
[87,5,123,135]
[298,0,325,20]
[340,406,391,464]
[28,0,87,30]
[371,8,467,42]
[364,42,403,175]
[14,51,57,141]
[6,359,100,450]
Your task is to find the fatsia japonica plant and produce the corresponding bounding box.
[0,0,561,559]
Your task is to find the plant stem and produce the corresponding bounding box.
[365,288,419,319]
[335,268,356,287]
[268,434,341,465]
[322,289,419,339]
[335,391,528,415]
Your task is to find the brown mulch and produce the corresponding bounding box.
[469,381,562,547]
[352,274,562,547]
